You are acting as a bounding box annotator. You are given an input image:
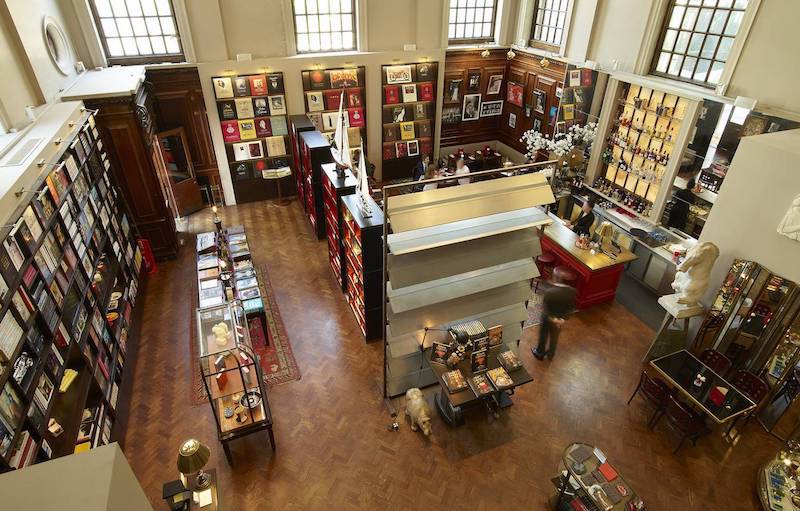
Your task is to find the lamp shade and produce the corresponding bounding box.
[177,439,210,475]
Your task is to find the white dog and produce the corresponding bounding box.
[672,241,720,305]
[405,388,432,436]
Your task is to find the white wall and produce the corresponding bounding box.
[699,129,800,303]
[586,0,656,73]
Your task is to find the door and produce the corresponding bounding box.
[157,127,204,216]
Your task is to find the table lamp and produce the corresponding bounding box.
[177,438,211,489]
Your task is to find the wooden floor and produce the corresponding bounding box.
[123,201,776,510]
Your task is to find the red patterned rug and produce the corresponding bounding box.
[192,263,301,405]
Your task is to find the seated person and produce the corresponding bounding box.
[564,197,596,236]
[455,158,471,185]
[422,165,439,191]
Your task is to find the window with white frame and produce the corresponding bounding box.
[529,0,571,51]
[651,0,749,87]
[87,0,184,65]
[448,0,498,44]
[292,0,357,53]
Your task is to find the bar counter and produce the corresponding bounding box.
[541,213,637,309]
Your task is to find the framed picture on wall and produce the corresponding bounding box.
[462,94,481,121]
[479,100,503,117]
[467,70,482,92]
[268,95,287,116]
[508,113,517,129]
[386,65,413,84]
[524,104,532,118]
[442,105,462,125]
[506,82,524,108]
[569,69,581,87]
[533,90,546,114]
[533,118,542,132]
[417,63,434,81]
[407,140,420,157]
[445,79,463,104]
[487,75,503,95]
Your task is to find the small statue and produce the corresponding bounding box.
[212,322,231,347]
[671,242,720,306]
[778,194,800,242]
[404,388,432,436]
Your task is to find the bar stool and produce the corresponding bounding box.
[552,265,578,287]
[534,251,556,292]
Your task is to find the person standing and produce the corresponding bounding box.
[533,273,576,360]
[667,177,697,232]
[413,155,429,182]
[455,158,471,185]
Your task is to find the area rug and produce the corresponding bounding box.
[191,263,301,405]
[523,285,578,328]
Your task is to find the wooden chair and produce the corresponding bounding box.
[627,372,672,428]
[699,349,732,375]
[726,370,769,436]
[654,395,711,453]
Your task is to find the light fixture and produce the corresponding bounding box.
[507,48,517,60]
[481,48,491,59]
[177,439,211,489]
[539,56,550,68]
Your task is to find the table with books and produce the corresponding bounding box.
[428,322,533,426]
[551,443,644,511]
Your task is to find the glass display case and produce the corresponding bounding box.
[196,302,274,463]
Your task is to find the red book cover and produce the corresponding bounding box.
[325,90,343,110]
[581,68,593,87]
[216,371,228,390]
[249,74,268,95]
[598,462,618,482]
[254,117,272,137]
[347,88,363,108]
[384,85,400,104]
[253,159,268,177]
[54,327,67,349]
[395,142,408,158]
[382,145,396,160]
[348,108,365,127]
[221,121,240,142]
[420,139,433,156]
[419,82,434,101]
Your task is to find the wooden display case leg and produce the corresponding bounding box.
[267,427,276,451]
[435,390,464,426]
[222,441,233,466]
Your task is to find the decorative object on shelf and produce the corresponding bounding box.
[671,241,720,306]
[404,388,432,436]
[177,438,211,489]
[777,193,800,242]
[211,322,230,347]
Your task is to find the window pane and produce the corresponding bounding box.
[449,0,497,42]
[140,0,157,16]
[716,36,734,60]
[669,6,685,28]
[662,29,678,51]
[656,52,671,73]
[709,10,728,33]
[121,37,137,55]
[146,16,162,35]
[131,17,147,36]
[135,37,152,54]
[125,0,142,16]
[668,54,684,75]
[101,18,118,37]
[296,16,308,33]
[294,0,306,15]
[95,0,113,17]
[106,37,123,56]
[695,8,713,31]
[674,31,690,53]
[687,33,704,56]
[708,60,725,84]
[155,0,171,15]
[116,18,133,37]
[160,17,175,35]
[150,35,165,53]
[110,0,128,17]
[681,7,698,29]
[681,56,697,78]
[701,35,719,58]
[724,10,743,35]
[694,59,711,81]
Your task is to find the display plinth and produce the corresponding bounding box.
[643,294,706,362]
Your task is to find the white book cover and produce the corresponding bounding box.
[232,141,264,161]
[234,98,254,119]
[213,77,234,99]
[268,95,287,115]
[265,136,286,157]
[306,91,324,112]
[402,84,418,103]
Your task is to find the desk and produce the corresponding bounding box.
[429,346,533,426]
[650,350,757,424]
[541,214,637,309]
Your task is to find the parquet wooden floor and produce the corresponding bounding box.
[123,201,774,510]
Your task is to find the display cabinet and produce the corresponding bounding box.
[322,164,357,291]
[380,61,438,181]
[210,72,293,204]
[341,194,384,341]
[197,302,274,464]
[0,103,143,471]
[289,115,316,210]
[299,131,334,239]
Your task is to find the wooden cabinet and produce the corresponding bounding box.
[299,131,334,239]
[146,68,220,199]
[82,85,179,260]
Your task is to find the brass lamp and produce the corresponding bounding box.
[177,439,211,489]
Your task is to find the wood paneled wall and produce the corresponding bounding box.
[442,48,568,157]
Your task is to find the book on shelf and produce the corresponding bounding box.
[271,116,288,136]
[248,74,268,96]
[487,325,503,347]
[487,367,514,390]
[324,90,343,111]
[255,117,272,138]
[419,82,434,101]
[497,350,523,372]
[59,368,78,393]
[384,85,400,104]
[0,384,24,429]
[238,120,257,140]
[232,77,250,96]
[470,374,494,396]
[430,341,451,365]
[401,84,418,103]
[414,103,429,121]
[265,136,286,157]
[234,98,255,119]
[348,108,365,128]
[400,122,415,141]
[442,369,468,394]
[347,89,362,107]
[253,97,270,117]
[213,77,234,99]
[471,349,488,373]
[221,121,240,143]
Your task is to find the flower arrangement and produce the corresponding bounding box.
[520,122,598,161]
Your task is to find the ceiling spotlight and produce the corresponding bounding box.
[481,48,491,58]
[507,49,516,60]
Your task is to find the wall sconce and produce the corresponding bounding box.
[539,57,550,68]
[507,49,517,60]
[481,48,491,59]
[312,63,323,70]
[420,56,430,62]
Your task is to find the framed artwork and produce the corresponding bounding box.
[329,69,359,88]
[524,104,532,118]
[533,118,542,132]
[267,73,285,93]
[212,77,233,99]
[306,92,324,112]
[569,69,581,87]
[506,82,524,108]
[233,141,264,161]
[309,70,329,89]
[467,70,482,92]
[555,87,564,99]
[479,100,503,117]
[249,75,267,95]
[442,105,462,125]
[445,79,463,104]
[508,113,517,129]
[402,84,418,103]
[487,75,503,95]
[395,141,408,158]
[533,89,546,114]
[268,95,287,115]
[386,65,413,84]
[462,94,481,121]
[347,89,363,107]
[417,63,435,81]
[407,140,420,157]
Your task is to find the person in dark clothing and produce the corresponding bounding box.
[412,155,430,192]
[667,178,696,231]
[567,197,596,236]
[533,273,577,360]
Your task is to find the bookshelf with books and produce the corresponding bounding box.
[340,194,383,341]
[381,62,439,182]
[289,115,316,211]
[299,131,335,240]
[0,103,144,471]
[211,73,293,204]
[321,163,357,291]
[301,66,367,161]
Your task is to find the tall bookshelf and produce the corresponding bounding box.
[0,103,143,471]
[299,131,334,239]
[322,163,357,291]
[289,115,316,210]
[381,62,438,181]
[301,66,367,160]
[211,73,293,203]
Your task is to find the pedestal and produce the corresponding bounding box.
[643,294,705,361]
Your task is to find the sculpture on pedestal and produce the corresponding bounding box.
[671,241,720,306]
[778,194,800,242]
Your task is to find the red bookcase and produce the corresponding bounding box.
[299,131,334,239]
[321,164,357,291]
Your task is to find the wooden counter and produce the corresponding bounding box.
[541,214,637,309]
